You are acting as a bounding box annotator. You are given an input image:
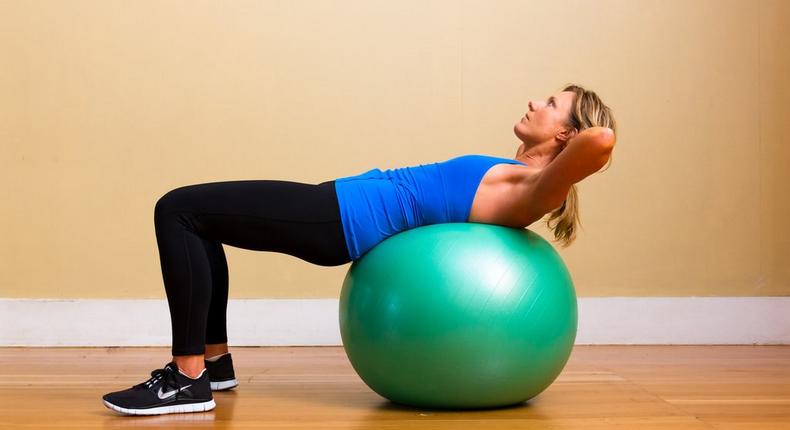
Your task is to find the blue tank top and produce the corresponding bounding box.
[334,154,528,260]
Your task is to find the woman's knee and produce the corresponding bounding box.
[154,186,196,220]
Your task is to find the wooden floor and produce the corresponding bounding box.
[0,346,788,429]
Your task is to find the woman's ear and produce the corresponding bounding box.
[556,127,578,144]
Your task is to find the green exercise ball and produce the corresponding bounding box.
[338,223,577,410]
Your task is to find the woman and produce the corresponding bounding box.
[102,84,617,415]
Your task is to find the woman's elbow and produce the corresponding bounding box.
[591,126,616,148]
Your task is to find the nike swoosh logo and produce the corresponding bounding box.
[157,384,192,399]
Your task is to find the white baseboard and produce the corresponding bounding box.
[1,297,788,346]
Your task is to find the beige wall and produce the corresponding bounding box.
[1,0,788,299]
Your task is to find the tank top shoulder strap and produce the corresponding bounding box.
[433,154,527,223]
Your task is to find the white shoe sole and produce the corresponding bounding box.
[103,399,216,415]
[210,379,239,391]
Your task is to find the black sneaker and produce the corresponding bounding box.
[102,362,215,415]
[204,353,239,391]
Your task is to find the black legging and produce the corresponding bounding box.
[153,179,350,356]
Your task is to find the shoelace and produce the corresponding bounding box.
[133,365,182,396]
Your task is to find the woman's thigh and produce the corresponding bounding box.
[155,179,350,266]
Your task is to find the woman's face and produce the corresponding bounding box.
[513,90,576,145]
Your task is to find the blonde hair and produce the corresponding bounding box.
[545,84,618,248]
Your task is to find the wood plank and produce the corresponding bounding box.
[0,346,787,429]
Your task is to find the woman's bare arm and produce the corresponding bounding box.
[526,126,616,213]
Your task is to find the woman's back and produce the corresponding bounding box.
[333,155,531,260]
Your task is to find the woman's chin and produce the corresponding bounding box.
[513,123,523,138]
[513,124,528,141]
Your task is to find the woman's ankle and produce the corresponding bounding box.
[172,354,205,379]
[204,343,229,358]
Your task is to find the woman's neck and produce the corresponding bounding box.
[515,141,561,169]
